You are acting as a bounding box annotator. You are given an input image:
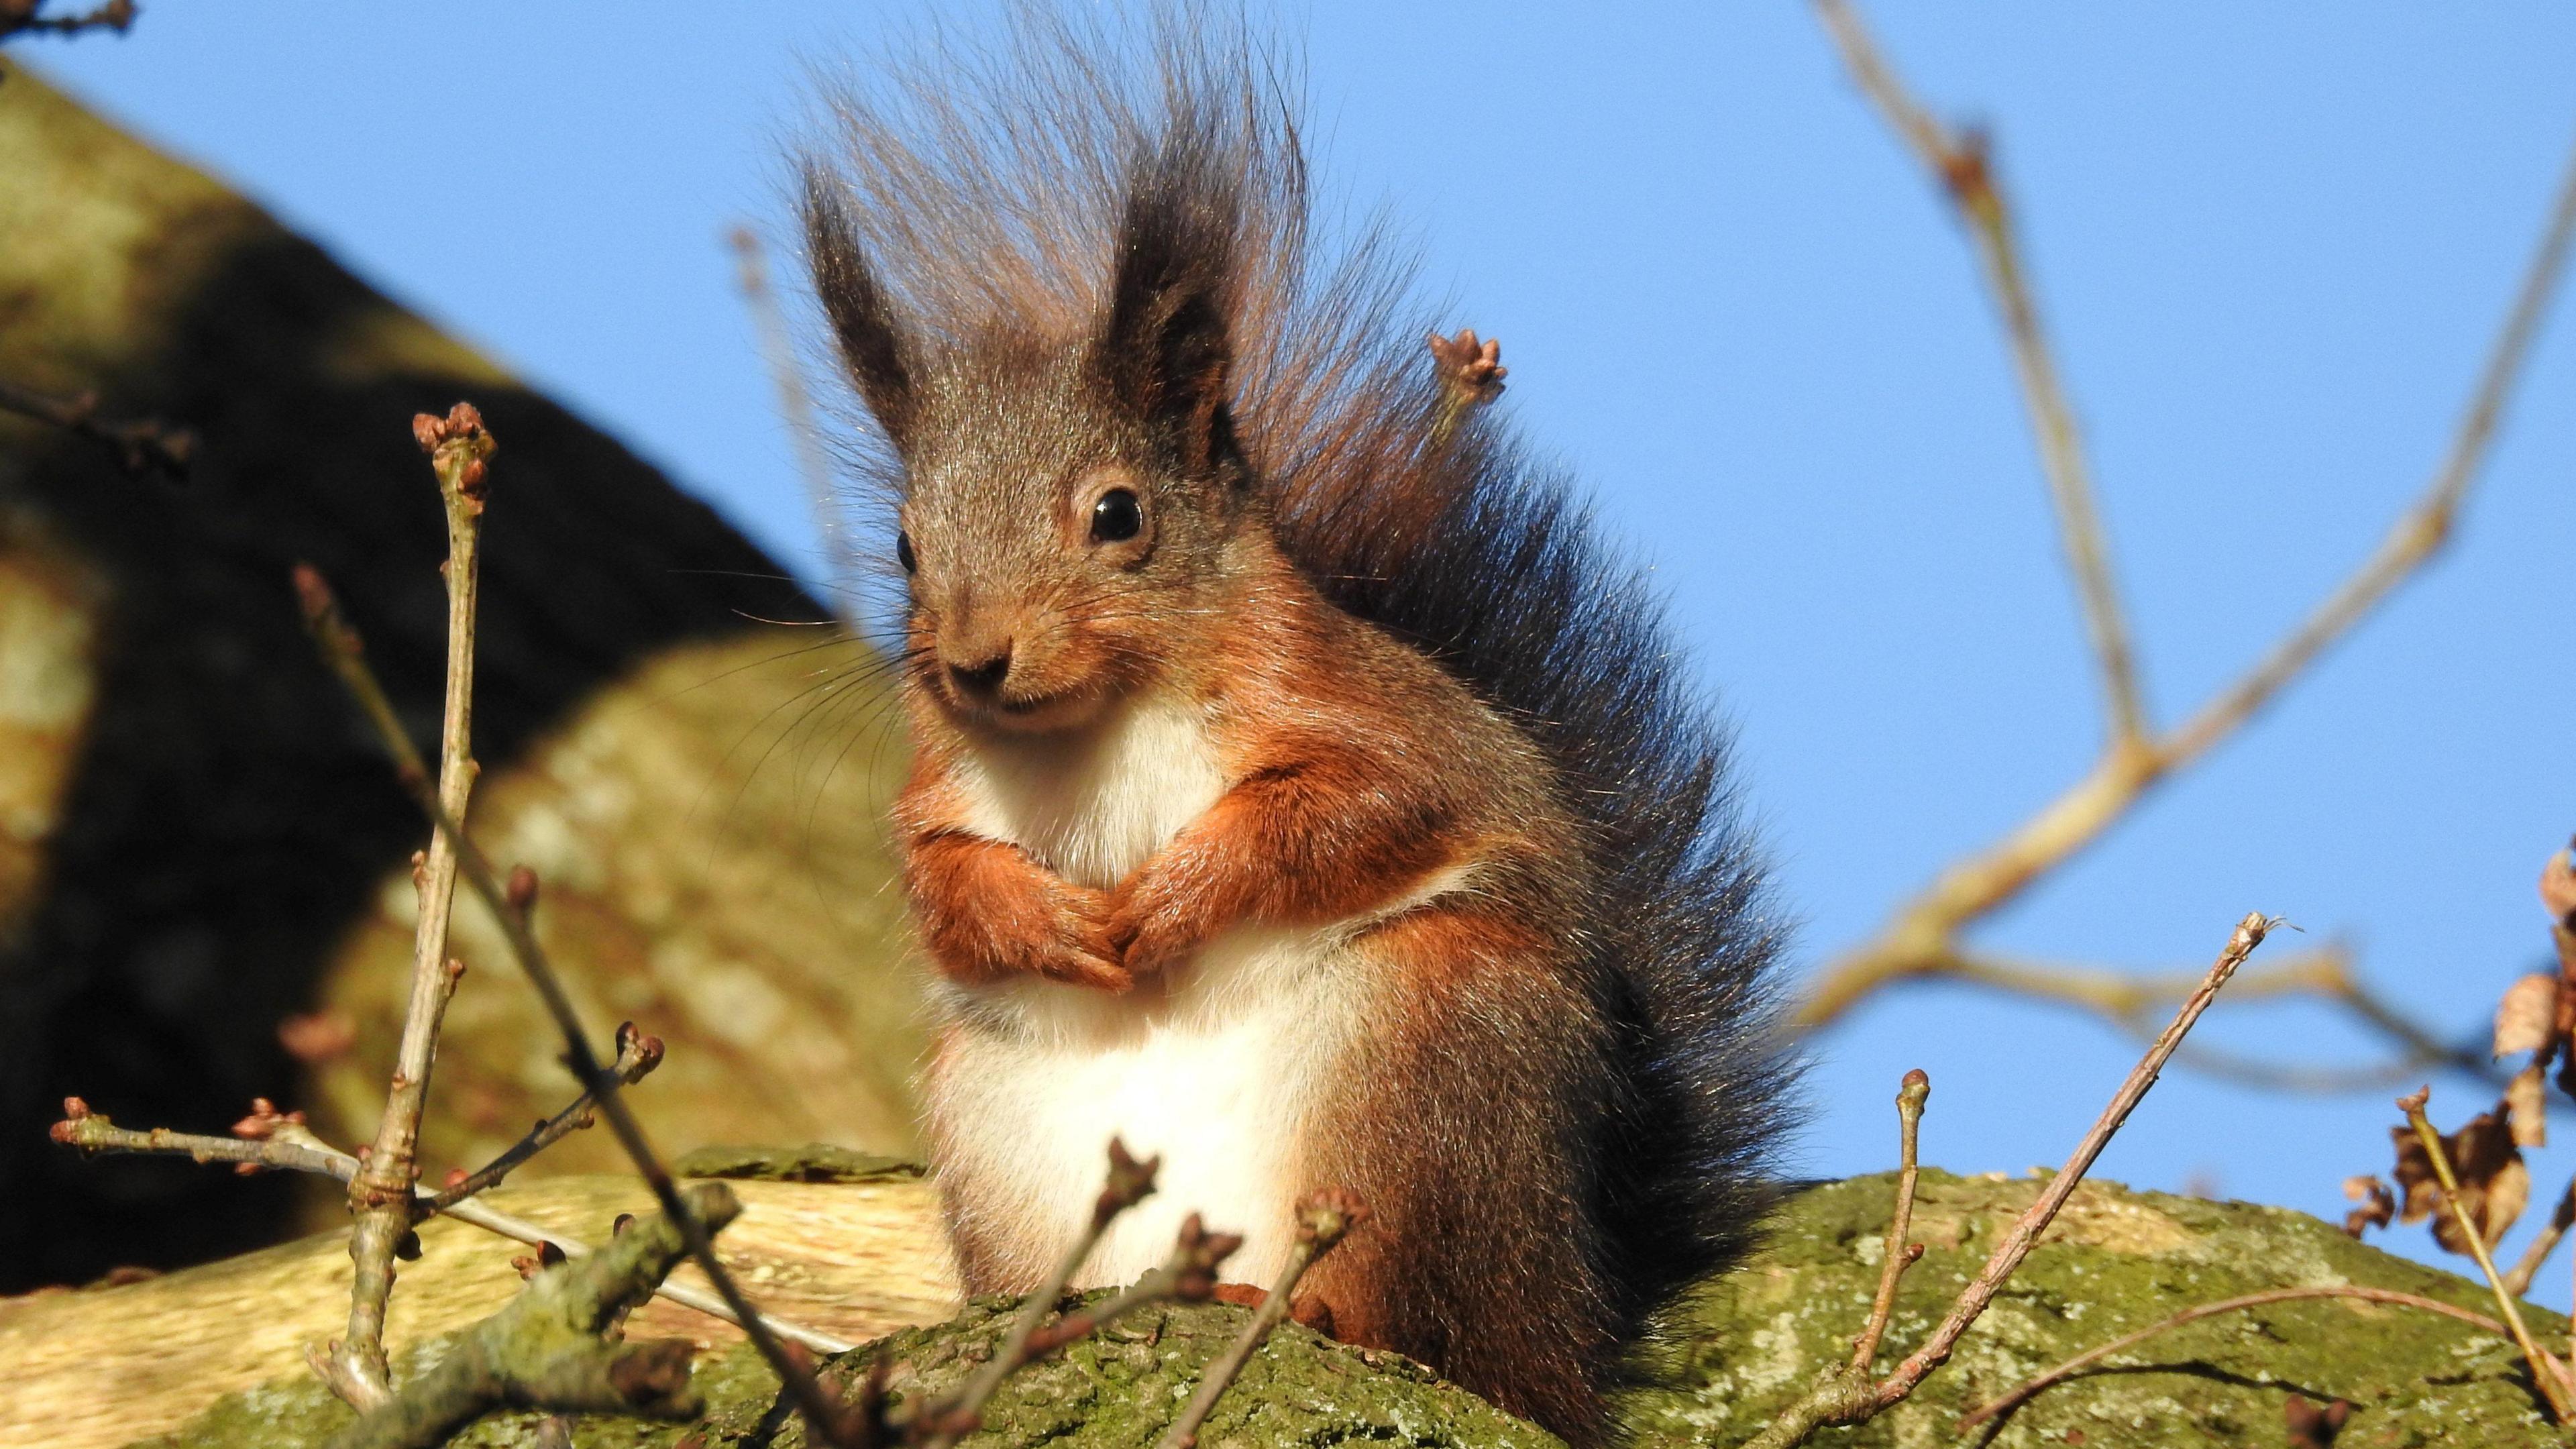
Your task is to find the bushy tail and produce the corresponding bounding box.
[806,3,1795,1344]
[1267,367,1797,1342]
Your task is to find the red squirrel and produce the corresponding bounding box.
[800,15,1790,1442]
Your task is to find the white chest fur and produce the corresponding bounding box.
[928,925,1360,1289]
[926,696,1361,1289]
[949,694,1228,889]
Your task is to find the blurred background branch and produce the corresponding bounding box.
[1797,0,2576,1093]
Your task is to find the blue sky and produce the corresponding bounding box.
[32,3,2576,1301]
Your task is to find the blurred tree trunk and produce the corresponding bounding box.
[0,57,919,1292]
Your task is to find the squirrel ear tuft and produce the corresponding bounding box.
[1098,165,1239,476]
[802,164,916,451]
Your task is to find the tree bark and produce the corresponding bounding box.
[0,56,918,1291]
[16,1169,2563,1449]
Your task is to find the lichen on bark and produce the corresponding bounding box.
[1623,1170,2571,1448]
[116,1171,2575,1449]
[137,1295,1558,1449]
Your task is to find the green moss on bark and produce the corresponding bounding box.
[1623,1170,2568,1448]
[669,1146,926,1185]
[137,1296,1554,1449]
[133,1173,2569,1448]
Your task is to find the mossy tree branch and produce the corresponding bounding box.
[320,1182,743,1449]
[1958,1285,2515,1434]
[1743,913,2266,1449]
[1156,1190,1367,1449]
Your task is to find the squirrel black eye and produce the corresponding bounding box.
[1089,488,1142,543]
[896,530,917,574]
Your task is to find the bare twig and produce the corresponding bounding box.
[0,375,192,480]
[1813,0,2141,749]
[52,1097,349,1179]
[1796,1,2576,1055]
[2505,1174,2575,1299]
[1155,1190,1368,1449]
[1918,942,2500,1092]
[1957,1285,2513,1432]
[428,1020,663,1211]
[323,405,494,1408]
[912,1139,1165,1449]
[47,1095,855,1354]
[1019,1215,1242,1356]
[1849,1069,1929,1373]
[295,458,853,1444]
[321,1183,739,1449]
[1743,913,2265,1449]
[451,1199,853,1356]
[902,1212,1240,1447]
[2399,1085,2576,1419]
[730,226,862,621]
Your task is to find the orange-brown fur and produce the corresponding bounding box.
[892,526,1613,1438]
[803,15,1789,1444]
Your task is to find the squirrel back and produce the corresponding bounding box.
[804,10,1793,1439]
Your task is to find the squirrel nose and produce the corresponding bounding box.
[946,647,1012,697]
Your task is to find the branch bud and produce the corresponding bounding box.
[1095,1136,1161,1224]
[1295,1187,1371,1252]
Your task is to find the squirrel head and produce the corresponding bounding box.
[806,158,1257,737]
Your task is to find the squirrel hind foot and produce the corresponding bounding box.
[1210,1281,1339,1338]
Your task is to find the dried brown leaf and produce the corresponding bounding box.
[2508,1063,2551,1147]
[2393,1104,2530,1254]
[2542,849,2576,926]
[2341,1174,2395,1238]
[2495,974,2561,1059]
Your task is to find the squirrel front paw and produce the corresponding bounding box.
[1104,877,1210,979]
[1008,878,1131,993]
[913,847,1132,992]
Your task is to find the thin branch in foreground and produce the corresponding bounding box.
[895,1212,1242,1449]
[52,1097,350,1179]
[47,1095,856,1355]
[2504,1174,2575,1299]
[1956,1285,2514,1434]
[297,536,853,1444]
[1155,1190,1368,1449]
[911,1139,1167,1449]
[326,402,495,1409]
[729,226,863,623]
[320,1182,743,1449]
[1742,912,2267,1449]
[0,375,193,480]
[1847,1070,1929,1374]
[2398,1085,2576,1420]
[429,1016,663,1211]
[1793,1,2576,1056]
